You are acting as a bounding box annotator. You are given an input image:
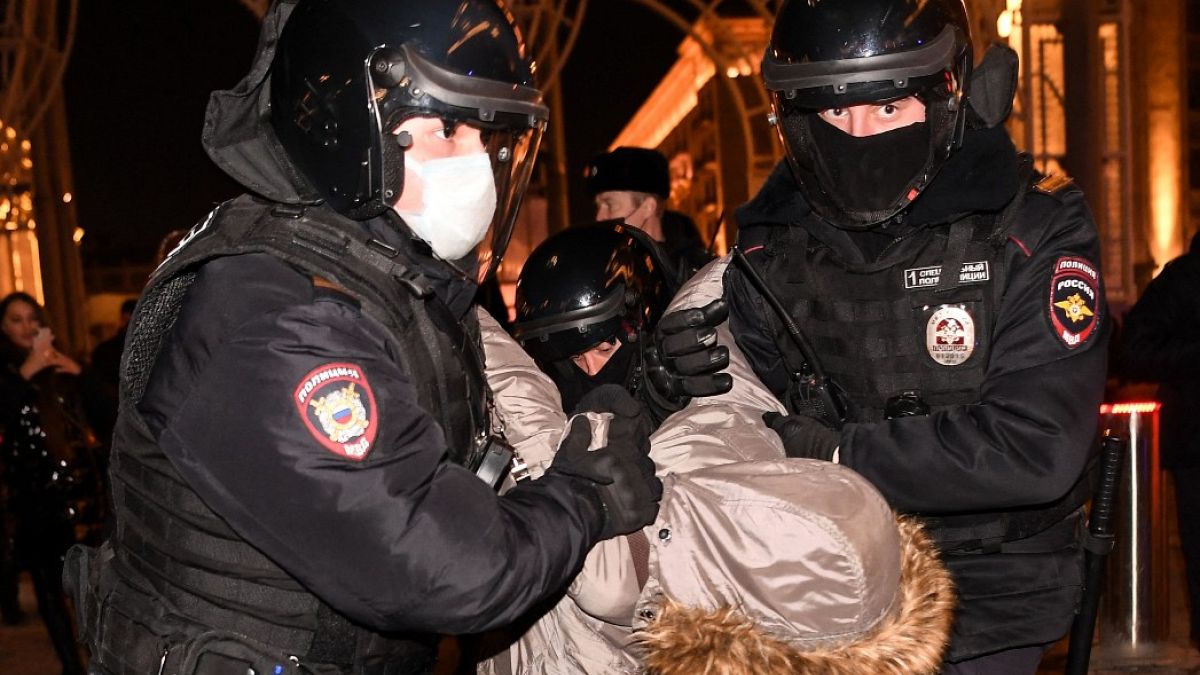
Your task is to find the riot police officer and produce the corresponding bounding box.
[65,2,661,674]
[512,221,674,413]
[647,1,1107,672]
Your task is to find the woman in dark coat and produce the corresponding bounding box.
[0,291,94,675]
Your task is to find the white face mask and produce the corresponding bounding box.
[394,152,498,260]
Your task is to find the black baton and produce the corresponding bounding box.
[1065,433,1125,675]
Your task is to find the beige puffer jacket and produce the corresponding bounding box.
[477,258,954,675]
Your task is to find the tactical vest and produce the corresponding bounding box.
[753,176,1091,660]
[761,212,1006,422]
[758,173,1091,528]
[69,196,489,675]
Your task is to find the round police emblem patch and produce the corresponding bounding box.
[294,362,378,461]
[1048,257,1100,349]
[926,306,976,366]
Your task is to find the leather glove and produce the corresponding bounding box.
[548,415,662,540]
[643,298,733,419]
[762,411,840,462]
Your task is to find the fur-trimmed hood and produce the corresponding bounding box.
[636,515,954,675]
[633,259,953,674]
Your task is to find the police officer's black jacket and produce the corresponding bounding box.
[65,4,607,673]
[726,126,1109,661]
[79,207,607,675]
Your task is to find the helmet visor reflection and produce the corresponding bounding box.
[475,121,542,284]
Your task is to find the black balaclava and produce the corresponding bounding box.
[547,341,638,413]
[807,118,932,214]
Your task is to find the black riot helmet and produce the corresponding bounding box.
[269,0,548,280]
[513,221,675,364]
[763,0,973,228]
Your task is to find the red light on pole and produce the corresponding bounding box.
[1100,402,1162,415]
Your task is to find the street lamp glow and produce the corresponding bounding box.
[997,11,1013,39]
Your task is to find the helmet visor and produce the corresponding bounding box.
[389,114,543,283]
[371,43,548,281]
[762,25,962,110]
[477,118,542,284]
[513,284,626,363]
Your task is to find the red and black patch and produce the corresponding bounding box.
[293,362,378,461]
[1048,257,1100,349]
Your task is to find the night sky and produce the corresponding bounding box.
[63,1,260,266]
[62,1,692,268]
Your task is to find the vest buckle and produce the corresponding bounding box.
[365,238,400,258]
[269,204,306,219]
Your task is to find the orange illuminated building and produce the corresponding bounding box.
[0,1,87,351]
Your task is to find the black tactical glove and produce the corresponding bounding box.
[573,383,656,448]
[643,298,733,420]
[762,411,840,462]
[548,414,662,540]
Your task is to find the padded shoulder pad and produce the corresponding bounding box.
[1032,172,1073,196]
[311,275,362,308]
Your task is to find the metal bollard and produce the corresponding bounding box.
[1098,402,1169,653]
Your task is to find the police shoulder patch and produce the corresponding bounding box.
[294,362,378,461]
[1048,257,1100,349]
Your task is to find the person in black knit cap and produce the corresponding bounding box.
[585,147,713,282]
